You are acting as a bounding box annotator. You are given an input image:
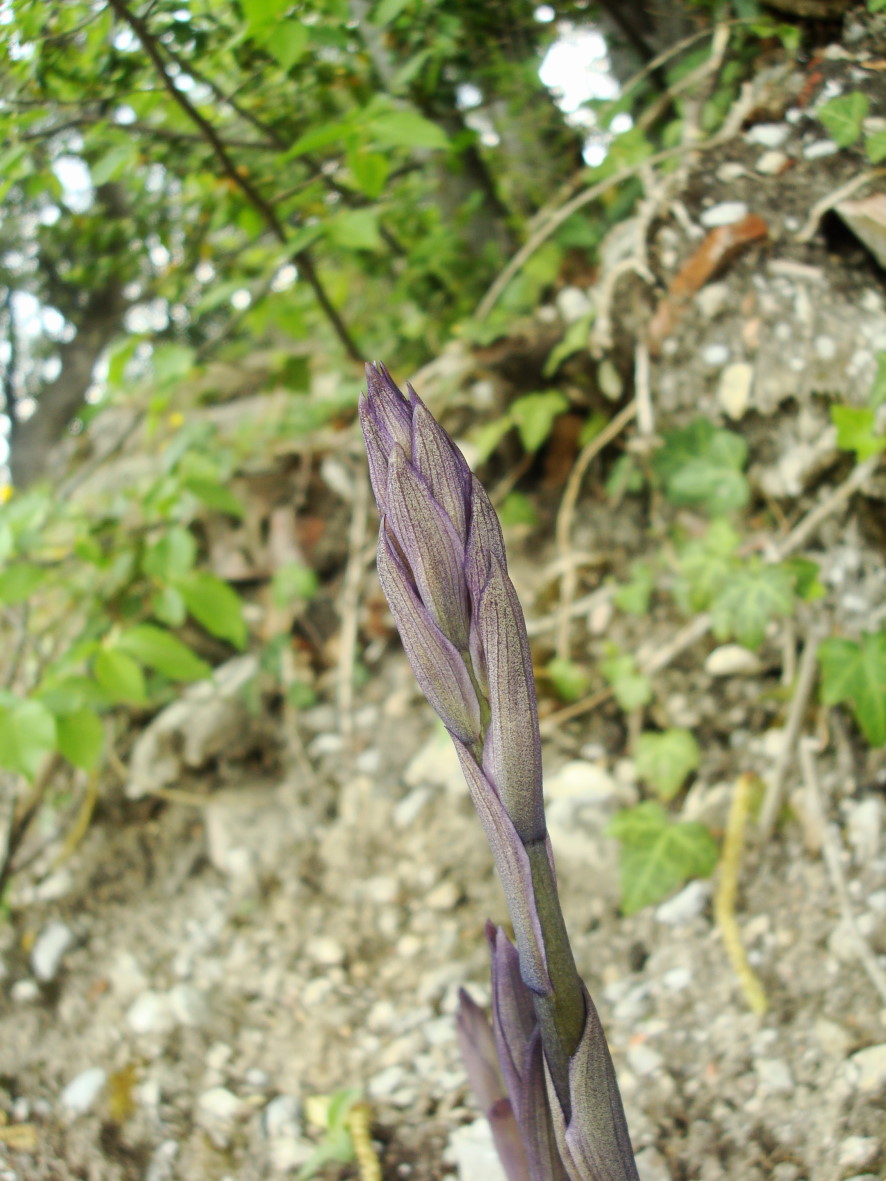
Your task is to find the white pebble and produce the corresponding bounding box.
[717,362,753,420]
[700,202,748,228]
[755,1057,794,1095]
[655,880,710,925]
[11,979,39,1003]
[556,285,593,324]
[815,336,837,360]
[756,150,788,176]
[804,139,839,159]
[846,1043,886,1092]
[627,1042,664,1077]
[263,1095,311,1171]
[305,936,345,966]
[196,1087,246,1149]
[701,343,730,367]
[635,1146,672,1181]
[31,920,74,982]
[839,1136,878,1170]
[448,1118,509,1181]
[545,761,619,804]
[60,1068,106,1116]
[662,966,692,992]
[748,123,789,148]
[704,645,761,677]
[127,990,175,1035]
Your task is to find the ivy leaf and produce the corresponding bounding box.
[607,801,719,914]
[866,129,886,165]
[543,314,594,376]
[674,519,740,612]
[653,419,749,515]
[346,149,389,199]
[0,698,57,779]
[869,352,886,410]
[266,23,309,70]
[94,649,146,705]
[546,657,591,703]
[613,563,654,615]
[830,404,886,462]
[635,729,700,800]
[819,632,886,747]
[117,624,211,682]
[510,391,569,452]
[817,92,869,148]
[176,571,247,649]
[711,562,795,649]
[601,647,652,711]
[56,707,104,771]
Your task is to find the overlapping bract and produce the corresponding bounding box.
[360,363,639,1181]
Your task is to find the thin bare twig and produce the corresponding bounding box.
[799,739,886,1007]
[106,0,361,361]
[768,456,881,561]
[337,464,370,742]
[758,630,822,840]
[554,400,637,661]
[715,773,768,1014]
[795,169,886,245]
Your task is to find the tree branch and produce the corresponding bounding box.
[105,0,362,362]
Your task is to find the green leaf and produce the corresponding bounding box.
[674,519,740,612]
[142,527,196,581]
[817,92,869,148]
[0,699,57,779]
[613,563,654,615]
[271,561,319,607]
[710,562,795,649]
[605,455,643,500]
[869,352,886,410]
[543,314,594,376]
[510,391,569,453]
[819,632,886,747]
[176,572,247,649]
[56,707,104,771]
[653,419,749,515]
[91,143,136,185]
[635,729,700,800]
[367,110,449,150]
[601,647,652,711]
[607,802,719,914]
[498,492,539,528]
[267,23,308,69]
[117,624,211,682]
[830,404,886,462]
[152,344,195,384]
[866,129,886,164]
[0,562,45,604]
[469,416,513,464]
[326,208,384,252]
[182,478,245,518]
[372,0,411,22]
[546,657,591,703]
[152,585,187,627]
[346,149,389,199]
[93,649,146,705]
[783,557,825,603]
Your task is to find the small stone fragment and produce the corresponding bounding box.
[747,123,789,148]
[31,920,74,982]
[755,1057,793,1095]
[717,362,753,420]
[448,1118,509,1181]
[60,1068,107,1116]
[655,881,710,925]
[700,202,749,228]
[804,139,839,160]
[127,990,176,1036]
[701,343,730,367]
[545,760,619,804]
[196,1087,247,1149]
[556,285,593,324]
[263,1095,311,1172]
[838,1136,878,1171]
[627,1042,664,1077]
[846,1043,886,1092]
[635,1145,672,1181]
[305,936,345,966]
[756,150,788,175]
[704,645,762,677]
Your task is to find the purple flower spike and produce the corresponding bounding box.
[360,363,639,1181]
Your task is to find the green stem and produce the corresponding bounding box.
[527,839,585,1118]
